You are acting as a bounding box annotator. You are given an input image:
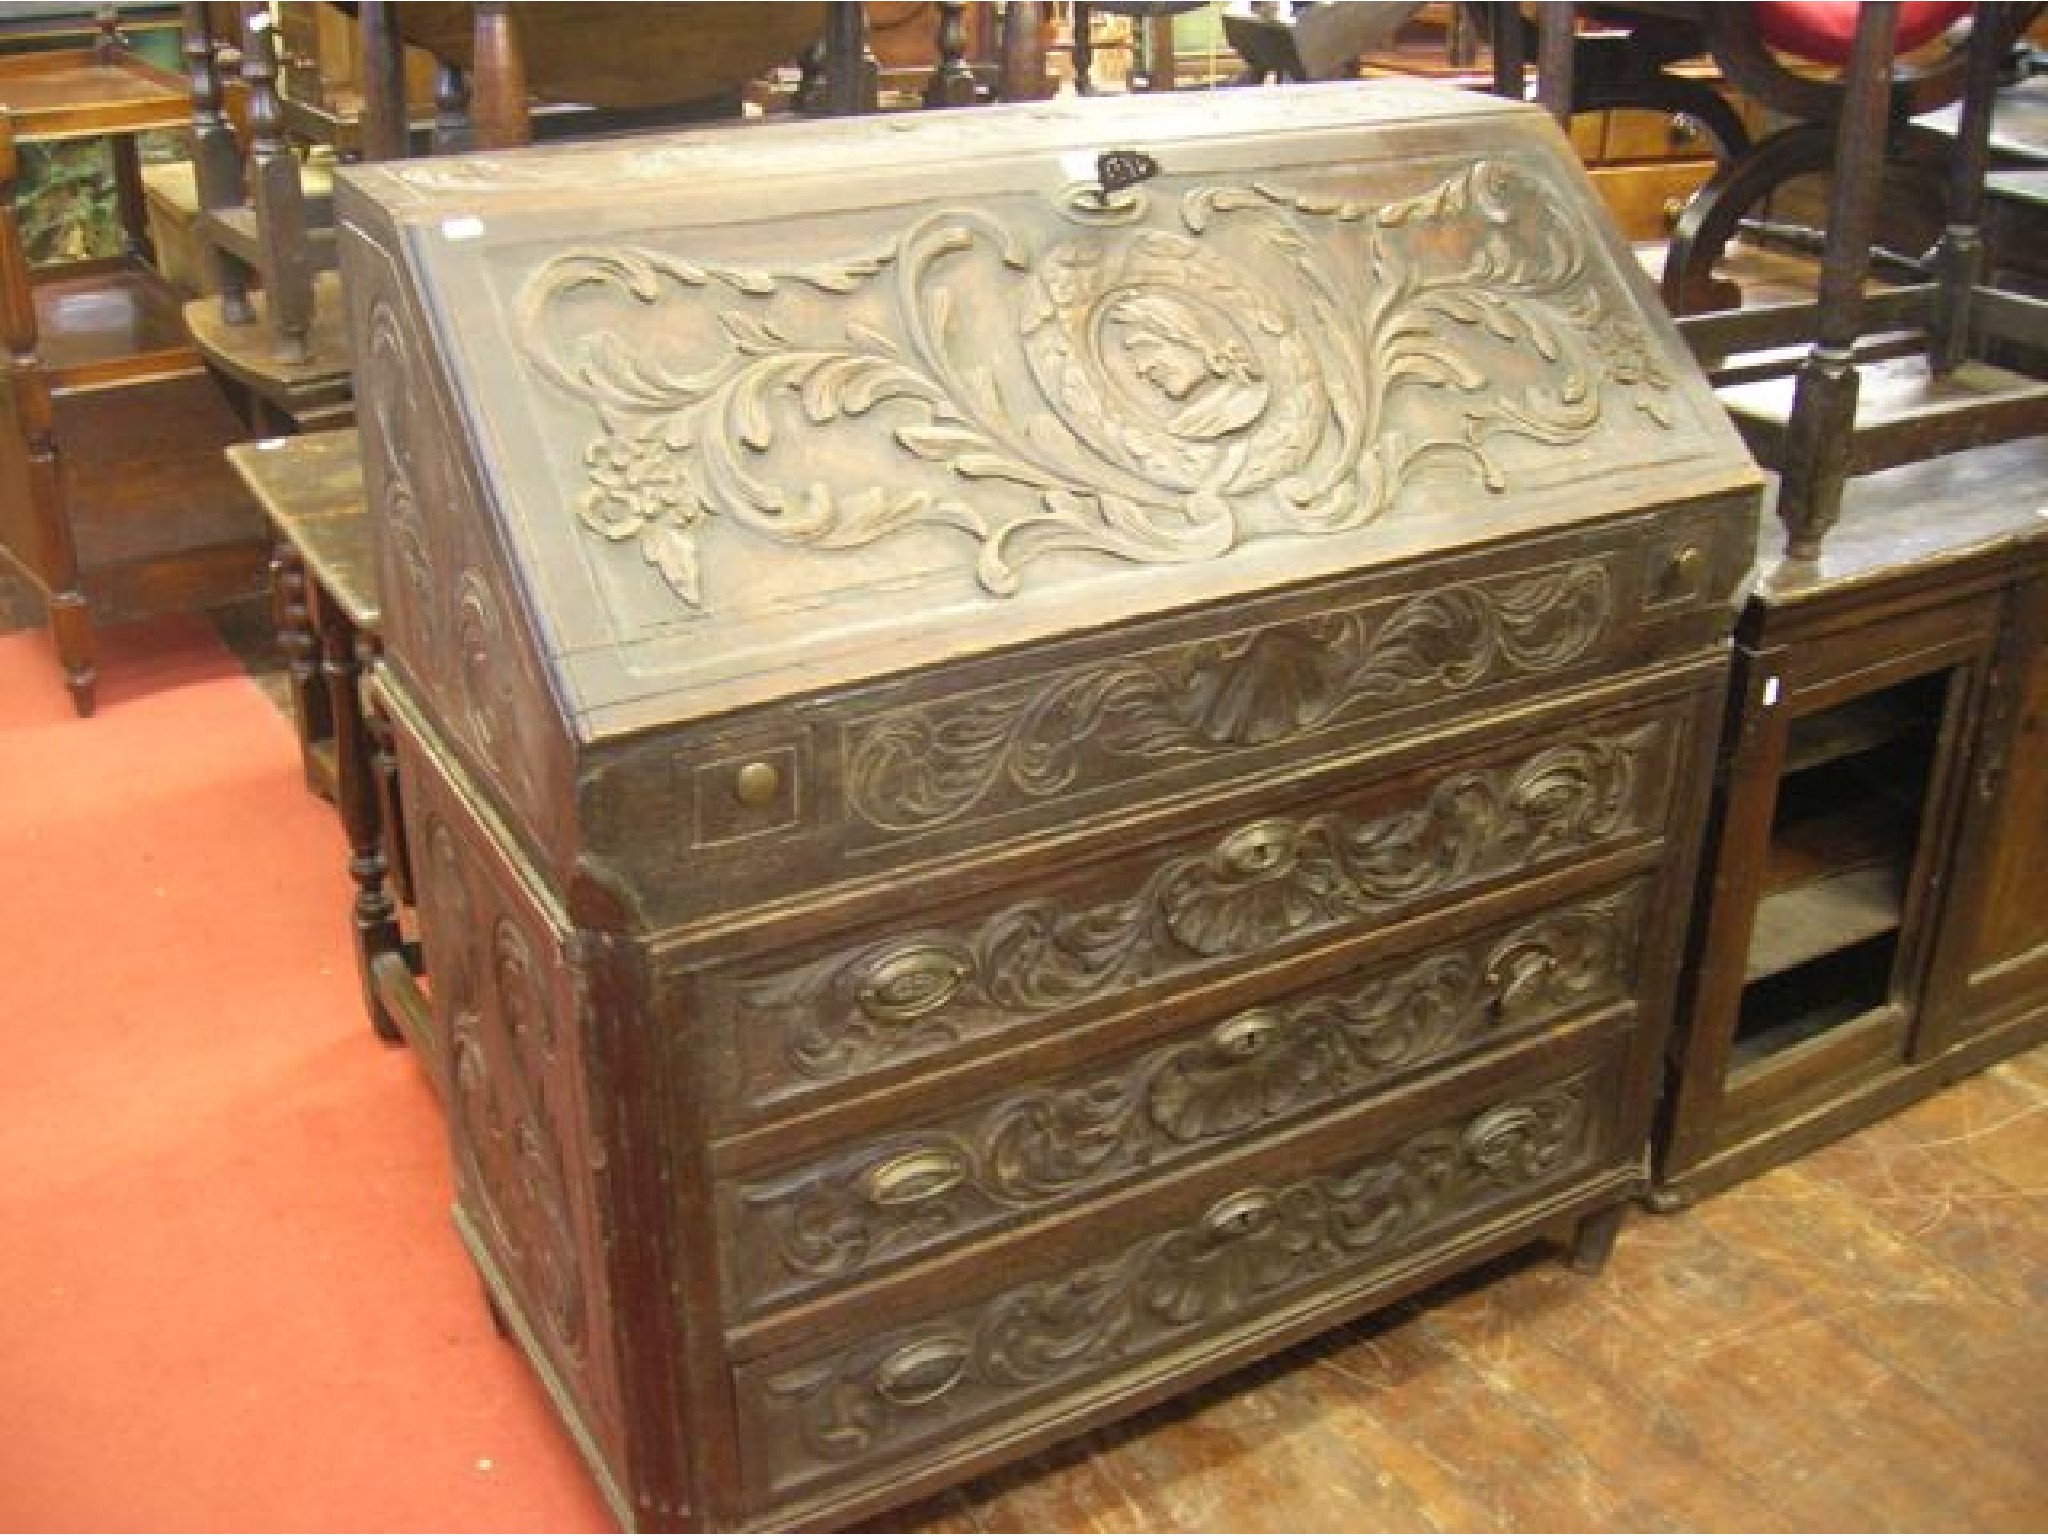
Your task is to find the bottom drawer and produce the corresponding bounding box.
[733,1053,1621,1508]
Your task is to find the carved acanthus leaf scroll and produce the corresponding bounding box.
[733,724,1656,1090]
[518,159,1673,610]
[435,822,590,1373]
[734,891,1640,1303]
[845,559,1613,833]
[756,1078,1594,1481]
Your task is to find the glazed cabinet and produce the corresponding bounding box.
[1655,444,2048,1205]
[337,82,1761,1530]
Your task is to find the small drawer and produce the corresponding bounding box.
[718,882,1650,1320]
[697,701,1686,1124]
[732,1059,1616,1507]
[583,502,1751,931]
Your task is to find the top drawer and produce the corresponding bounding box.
[676,683,1698,1129]
[586,498,1748,930]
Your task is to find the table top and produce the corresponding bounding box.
[225,429,378,630]
[1753,436,2048,605]
[0,47,188,144]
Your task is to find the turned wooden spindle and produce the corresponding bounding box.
[1775,1,1901,567]
[183,5,252,324]
[324,621,405,1045]
[998,0,1052,102]
[1535,2,1576,128]
[242,3,315,364]
[925,1,978,109]
[1928,1,2010,377]
[0,121,93,713]
[471,1,532,149]
[1491,2,1529,101]
[433,60,474,156]
[357,1,409,162]
[820,1,877,117]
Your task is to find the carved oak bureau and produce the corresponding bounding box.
[335,82,1761,1531]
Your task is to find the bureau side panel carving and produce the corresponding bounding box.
[743,1074,1601,1497]
[407,761,627,1477]
[517,157,1680,612]
[726,888,1644,1314]
[715,719,1669,1111]
[843,559,1614,835]
[353,235,572,871]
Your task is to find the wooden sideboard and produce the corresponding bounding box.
[337,82,1761,1530]
[1656,441,2048,1203]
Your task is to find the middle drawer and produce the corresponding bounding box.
[715,878,1650,1323]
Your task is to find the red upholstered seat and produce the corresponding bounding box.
[1755,1,1973,65]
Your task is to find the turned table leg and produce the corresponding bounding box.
[315,581,404,1045]
[1,123,95,716]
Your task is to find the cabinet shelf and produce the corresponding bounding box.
[1781,687,1938,776]
[1731,931,1896,1075]
[33,260,196,385]
[1745,860,1904,984]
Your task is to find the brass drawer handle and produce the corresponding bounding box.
[862,1147,969,1208]
[856,942,970,1024]
[874,1335,971,1407]
[1217,819,1299,878]
[1484,951,1558,1023]
[1208,1008,1282,1060]
[1202,1189,1276,1240]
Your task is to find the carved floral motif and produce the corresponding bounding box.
[755,1078,1595,1481]
[432,816,590,1372]
[733,892,1640,1306]
[517,159,1674,610]
[729,724,1658,1095]
[845,560,1614,833]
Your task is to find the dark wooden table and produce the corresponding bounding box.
[225,429,434,1086]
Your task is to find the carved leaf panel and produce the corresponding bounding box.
[722,888,1645,1316]
[408,767,627,1472]
[740,1075,1602,1497]
[356,245,568,868]
[841,558,1617,838]
[515,157,1681,616]
[711,716,1674,1118]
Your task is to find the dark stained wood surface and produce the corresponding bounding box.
[225,428,377,629]
[339,81,1761,1530]
[32,264,195,381]
[870,1044,2048,1534]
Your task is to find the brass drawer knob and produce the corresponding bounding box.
[733,760,782,809]
[1657,544,1704,602]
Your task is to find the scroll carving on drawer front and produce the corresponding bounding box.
[742,1074,1599,1496]
[717,718,1670,1109]
[726,887,1644,1315]
[843,559,1614,837]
